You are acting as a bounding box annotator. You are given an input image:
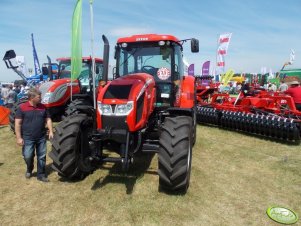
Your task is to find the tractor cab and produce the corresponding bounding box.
[56,57,104,93]
[115,34,198,107]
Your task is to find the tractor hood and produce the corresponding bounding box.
[40,78,80,106]
[97,73,156,132]
[98,73,155,103]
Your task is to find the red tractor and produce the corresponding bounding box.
[40,56,104,120]
[49,34,199,193]
[7,56,103,132]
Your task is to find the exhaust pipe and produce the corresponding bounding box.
[47,55,53,81]
[102,35,109,83]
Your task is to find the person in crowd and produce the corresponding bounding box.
[20,84,25,93]
[271,82,277,92]
[278,80,288,92]
[15,88,54,182]
[6,85,16,108]
[241,81,250,96]
[236,82,242,93]
[1,84,9,106]
[14,86,21,94]
[285,81,301,111]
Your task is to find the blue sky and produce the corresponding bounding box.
[1,0,301,82]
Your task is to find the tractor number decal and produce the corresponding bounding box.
[157,67,171,80]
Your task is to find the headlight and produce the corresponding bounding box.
[97,101,134,116]
[42,92,53,104]
[97,102,113,115]
[115,101,133,116]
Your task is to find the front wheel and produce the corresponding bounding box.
[49,114,96,180]
[158,116,193,193]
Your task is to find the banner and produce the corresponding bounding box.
[216,33,232,73]
[188,64,194,76]
[31,33,41,75]
[71,0,83,80]
[221,69,234,85]
[15,56,28,76]
[202,61,210,76]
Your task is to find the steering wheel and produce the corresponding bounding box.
[141,65,157,74]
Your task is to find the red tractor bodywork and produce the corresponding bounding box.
[39,57,103,119]
[50,34,199,193]
[96,73,156,131]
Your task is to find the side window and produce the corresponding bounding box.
[95,63,104,86]
[119,49,135,75]
[174,45,184,80]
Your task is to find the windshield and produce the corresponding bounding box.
[59,61,103,89]
[117,43,184,82]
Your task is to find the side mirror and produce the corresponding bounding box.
[191,38,199,53]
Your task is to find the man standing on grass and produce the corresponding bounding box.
[15,88,53,182]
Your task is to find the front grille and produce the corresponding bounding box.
[102,115,128,130]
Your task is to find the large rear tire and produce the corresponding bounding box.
[9,99,27,133]
[158,116,193,193]
[49,114,96,180]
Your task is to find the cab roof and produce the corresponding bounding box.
[117,34,180,44]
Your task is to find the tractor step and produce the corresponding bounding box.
[102,157,122,163]
[142,141,159,153]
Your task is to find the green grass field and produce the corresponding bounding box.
[0,124,300,226]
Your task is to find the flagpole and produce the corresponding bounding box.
[90,0,96,109]
[215,33,219,81]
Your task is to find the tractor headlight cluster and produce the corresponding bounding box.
[115,101,133,116]
[97,101,133,116]
[97,102,113,115]
[42,92,53,104]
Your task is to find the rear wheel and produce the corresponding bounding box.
[9,99,27,133]
[158,116,193,193]
[49,114,96,180]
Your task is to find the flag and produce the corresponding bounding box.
[216,33,232,73]
[188,64,194,76]
[31,33,41,75]
[221,69,234,84]
[71,0,83,80]
[289,49,295,65]
[202,61,210,76]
